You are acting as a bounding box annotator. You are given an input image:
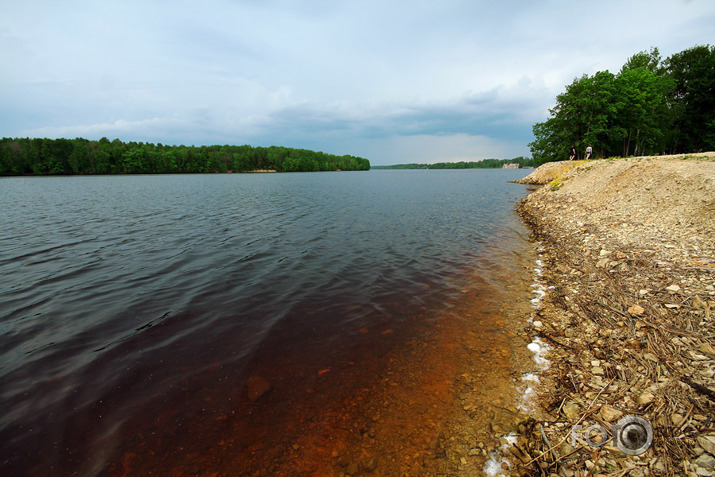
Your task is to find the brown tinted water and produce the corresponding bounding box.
[107,243,537,477]
[0,170,534,475]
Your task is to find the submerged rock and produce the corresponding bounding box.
[246,375,272,401]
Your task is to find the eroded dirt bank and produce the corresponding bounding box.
[511,154,715,476]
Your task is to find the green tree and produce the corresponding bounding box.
[120,148,144,173]
[529,45,715,163]
[68,138,90,174]
[612,67,670,156]
[620,47,662,74]
[529,72,618,163]
[663,45,715,152]
[0,138,371,175]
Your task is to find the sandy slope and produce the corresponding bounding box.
[514,160,587,185]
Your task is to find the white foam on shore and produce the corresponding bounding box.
[530,283,546,309]
[486,245,552,476]
[517,339,549,414]
[529,257,547,309]
[519,247,552,414]
[483,453,509,476]
[527,337,550,367]
[516,371,541,412]
[483,433,519,476]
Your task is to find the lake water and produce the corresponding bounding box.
[0,169,532,475]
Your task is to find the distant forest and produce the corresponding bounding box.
[0,137,370,175]
[372,157,535,169]
[530,44,715,164]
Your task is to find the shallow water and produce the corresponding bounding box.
[0,169,531,475]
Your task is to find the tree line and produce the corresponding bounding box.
[371,157,535,169]
[530,44,714,164]
[0,137,371,175]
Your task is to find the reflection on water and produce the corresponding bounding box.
[0,169,531,475]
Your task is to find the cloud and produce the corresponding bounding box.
[1,0,714,164]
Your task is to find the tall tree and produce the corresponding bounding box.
[529,71,617,163]
[612,67,670,157]
[530,44,713,163]
[620,47,662,74]
[663,45,715,152]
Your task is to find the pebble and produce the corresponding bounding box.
[636,391,654,405]
[671,413,685,426]
[562,402,580,421]
[697,435,715,455]
[628,304,645,316]
[600,404,623,422]
[693,453,715,470]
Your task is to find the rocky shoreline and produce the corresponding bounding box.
[510,154,715,476]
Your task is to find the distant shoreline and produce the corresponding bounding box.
[371,157,534,170]
[0,137,370,175]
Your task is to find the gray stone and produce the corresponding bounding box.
[636,391,655,405]
[596,258,610,268]
[599,405,623,422]
[563,402,580,421]
[630,468,648,477]
[694,453,715,469]
[697,435,715,456]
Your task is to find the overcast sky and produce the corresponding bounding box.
[1,1,713,165]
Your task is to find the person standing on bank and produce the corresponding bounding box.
[585,145,592,159]
[569,145,576,161]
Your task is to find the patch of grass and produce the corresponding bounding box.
[549,176,564,191]
[548,161,588,191]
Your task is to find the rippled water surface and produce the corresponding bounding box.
[0,169,530,475]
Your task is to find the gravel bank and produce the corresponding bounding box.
[510,155,715,476]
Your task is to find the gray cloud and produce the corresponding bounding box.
[1,0,713,164]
